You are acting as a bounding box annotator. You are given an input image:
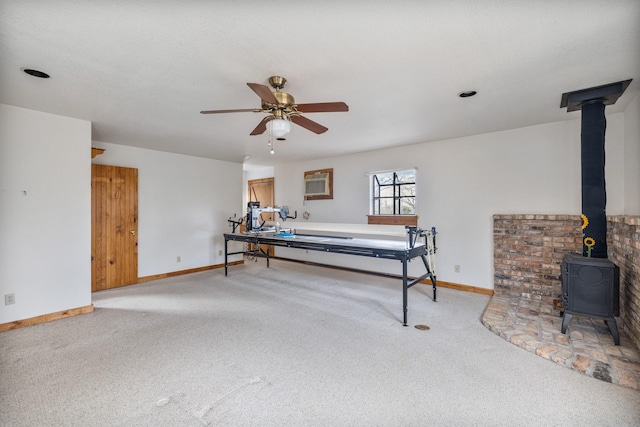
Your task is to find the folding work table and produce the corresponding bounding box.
[224,227,437,326]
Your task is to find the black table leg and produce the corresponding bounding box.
[402,258,408,326]
[432,275,437,302]
[265,245,270,268]
[224,238,228,276]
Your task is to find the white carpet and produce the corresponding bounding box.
[1,259,639,426]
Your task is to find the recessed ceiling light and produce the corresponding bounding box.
[22,68,50,78]
[458,90,477,98]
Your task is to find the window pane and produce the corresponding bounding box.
[399,184,414,196]
[379,200,394,214]
[380,186,394,197]
[396,170,415,183]
[376,172,393,185]
[400,198,415,214]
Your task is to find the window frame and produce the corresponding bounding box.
[369,168,418,216]
[367,167,418,227]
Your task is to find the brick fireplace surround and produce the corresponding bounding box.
[482,214,640,389]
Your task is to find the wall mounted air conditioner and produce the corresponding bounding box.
[304,172,330,197]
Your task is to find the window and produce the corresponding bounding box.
[370,169,416,215]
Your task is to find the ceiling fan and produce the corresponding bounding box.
[200,76,348,137]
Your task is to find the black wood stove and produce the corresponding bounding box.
[558,80,630,346]
[561,253,620,345]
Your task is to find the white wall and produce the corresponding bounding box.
[0,104,91,323]
[272,113,626,290]
[1,100,631,325]
[92,142,243,277]
[624,92,640,214]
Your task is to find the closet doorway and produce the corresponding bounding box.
[91,164,138,291]
[247,177,274,256]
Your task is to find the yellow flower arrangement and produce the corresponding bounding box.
[584,237,595,247]
[581,214,589,230]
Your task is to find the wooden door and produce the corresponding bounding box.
[248,177,275,218]
[91,164,138,291]
[247,177,274,255]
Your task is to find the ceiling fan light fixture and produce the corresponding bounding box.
[267,118,291,138]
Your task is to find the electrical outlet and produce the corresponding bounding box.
[455,265,461,273]
[218,249,223,256]
[5,293,15,305]
[177,256,181,263]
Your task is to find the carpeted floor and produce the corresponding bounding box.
[1,259,639,426]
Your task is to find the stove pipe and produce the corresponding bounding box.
[580,101,607,258]
[560,79,632,258]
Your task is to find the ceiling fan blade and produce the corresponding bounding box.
[200,108,257,114]
[247,83,279,104]
[291,115,328,134]
[296,102,349,113]
[250,116,270,135]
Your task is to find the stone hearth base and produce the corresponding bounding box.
[482,295,640,390]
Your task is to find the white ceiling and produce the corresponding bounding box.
[1,1,639,167]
